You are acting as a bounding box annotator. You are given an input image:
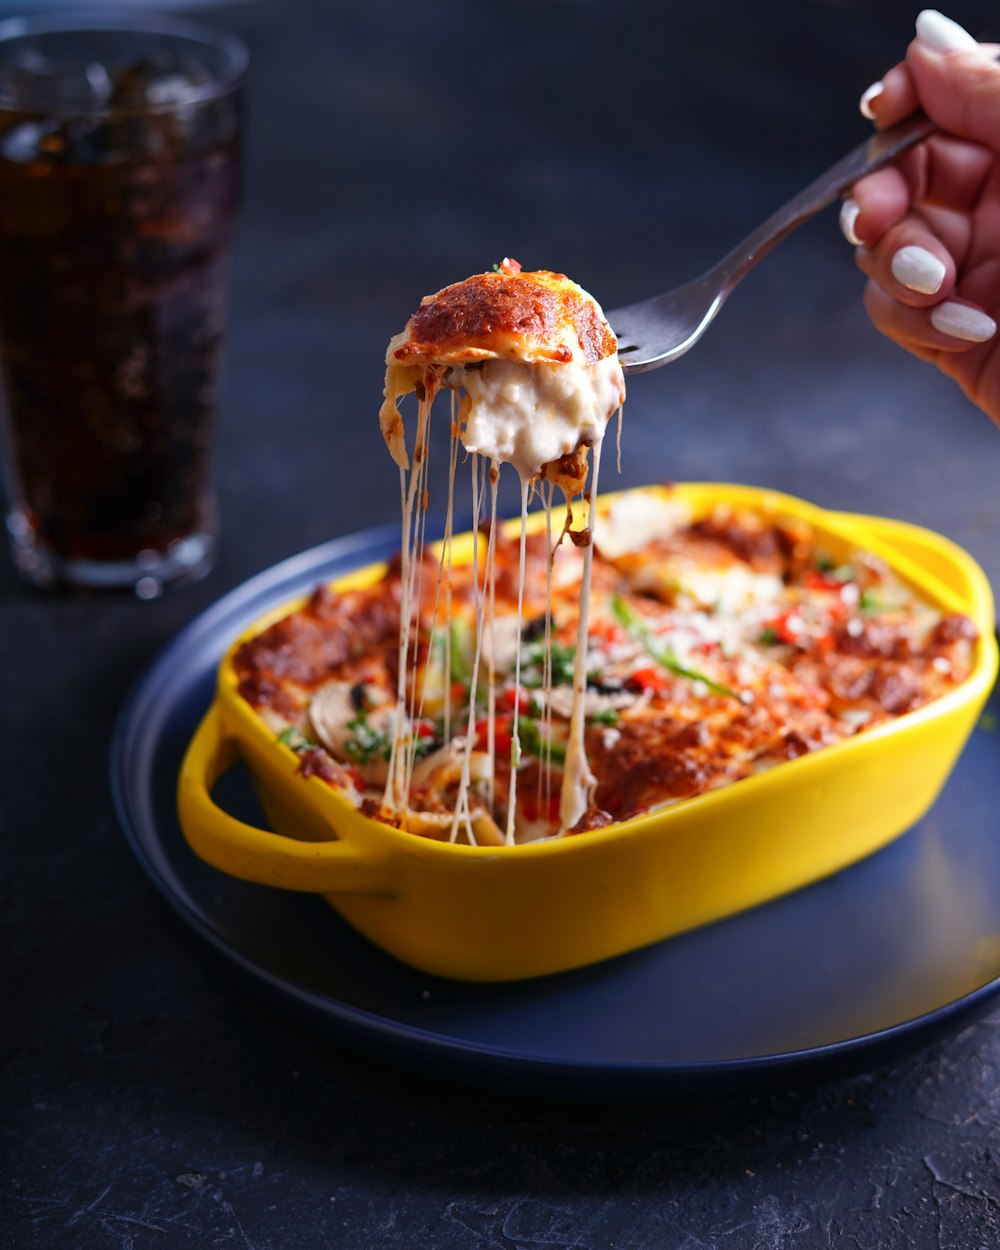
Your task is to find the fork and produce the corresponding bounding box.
[609,110,936,374]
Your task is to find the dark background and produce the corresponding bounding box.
[4,1,1000,1246]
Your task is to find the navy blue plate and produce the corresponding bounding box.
[111,526,1000,1099]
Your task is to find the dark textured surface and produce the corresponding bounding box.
[4,0,1000,1246]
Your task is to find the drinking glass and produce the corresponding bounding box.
[0,12,247,595]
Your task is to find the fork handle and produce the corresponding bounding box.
[714,111,936,289]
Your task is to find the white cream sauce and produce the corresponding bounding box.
[454,356,625,480]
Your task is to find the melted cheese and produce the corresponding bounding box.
[457,356,624,481]
[239,489,978,842]
[560,441,602,831]
[379,263,625,842]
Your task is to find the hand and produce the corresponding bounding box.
[841,10,1000,425]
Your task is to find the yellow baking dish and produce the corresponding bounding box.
[177,484,998,981]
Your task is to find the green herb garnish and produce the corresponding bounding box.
[815,557,855,581]
[521,641,576,688]
[758,627,779,646]
[277,725,315,753]
[611,593,736,698]
[859,590,881,615]
[343,710,391,764]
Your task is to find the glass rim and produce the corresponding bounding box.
[0,9,248,115]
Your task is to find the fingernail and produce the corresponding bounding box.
[915,10,978,53]
[930,301,997,342]
[859,81,883,120]
[839,199,862,246]
[891,245,946,294]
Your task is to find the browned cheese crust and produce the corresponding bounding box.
[390,270,618,367]
[234,502,979,841]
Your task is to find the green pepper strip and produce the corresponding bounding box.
[610,594,736,699]
[516,716,567,765]
[449,619,472,685]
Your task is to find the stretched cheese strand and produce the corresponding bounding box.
[559,438,603,832]
[403,397,434,799]
[504,473,532,845]
[486,460,499,819]
[542,479,556,815]
[450,452,482,842]
[442,400,459,746]
[414,408,454,729]
[450,454,499,844]
[384,389,431,810]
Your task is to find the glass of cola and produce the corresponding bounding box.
[0,12,247,594]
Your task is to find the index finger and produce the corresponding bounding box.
[861,62,919,128]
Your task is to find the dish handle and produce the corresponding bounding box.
[178,706,396,895]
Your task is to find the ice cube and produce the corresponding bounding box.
[0,119,56,164]
[84,62,113,104]
[0,48,119,109]
[146,74,201,107]
[109,53,212,109]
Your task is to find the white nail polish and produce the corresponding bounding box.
[915,10,978,53]
[859,81,883,120]
[839,199,862,246]
[891,245,946,294]
[930,301,997,342]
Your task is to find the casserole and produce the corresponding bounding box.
[178,483,997,981]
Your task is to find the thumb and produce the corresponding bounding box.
[905,10,1000,153]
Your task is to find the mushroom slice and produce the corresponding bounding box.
[307,681,394,785]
